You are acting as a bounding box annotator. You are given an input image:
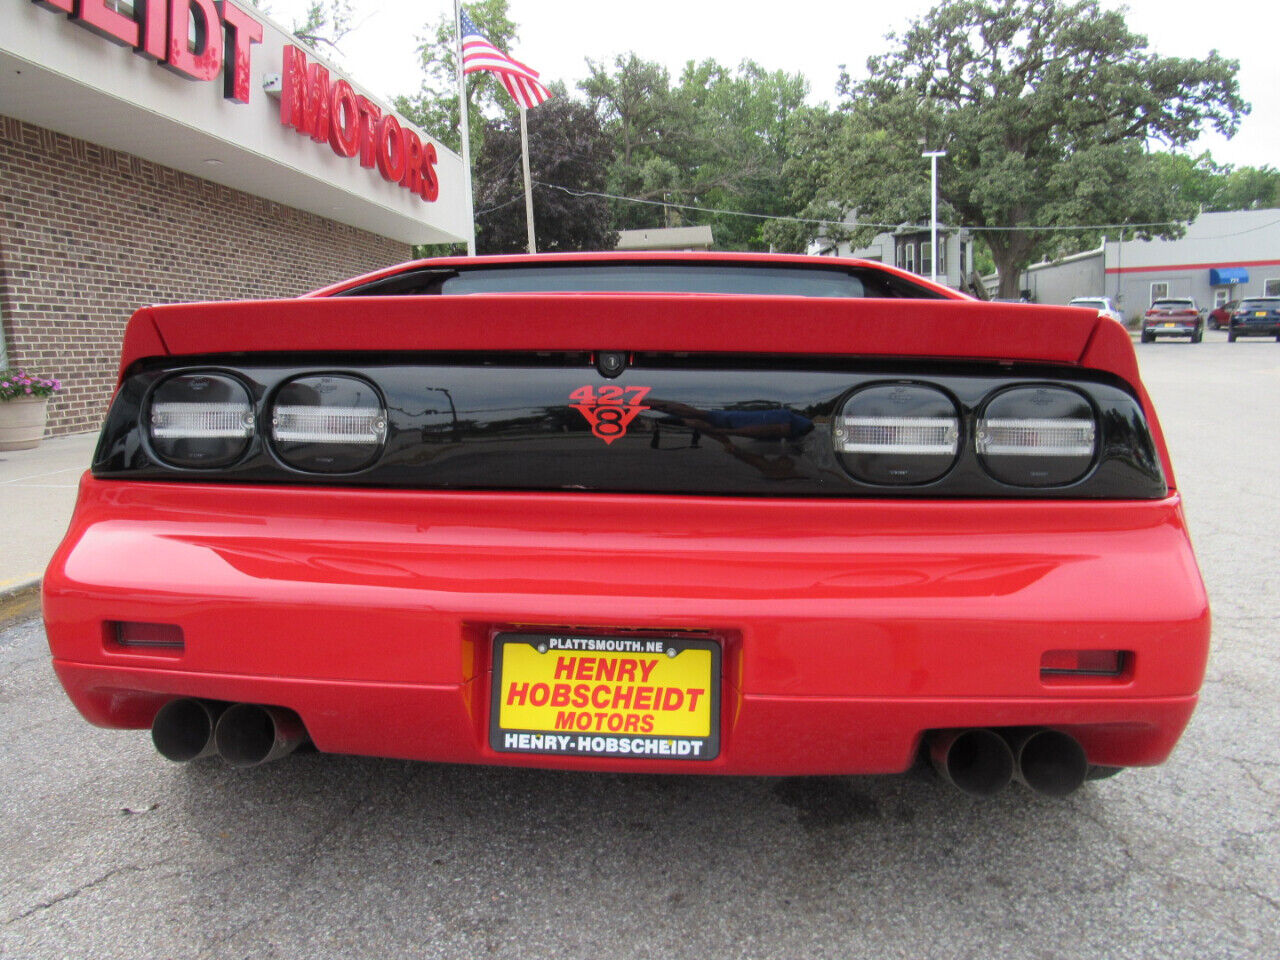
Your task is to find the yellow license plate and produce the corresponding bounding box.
[1163,322,1177,327]
[491,633,720,760]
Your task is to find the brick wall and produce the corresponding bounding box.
[0,115,412,436]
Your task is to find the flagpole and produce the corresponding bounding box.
[453,0,476,256]
[519,105,536,254]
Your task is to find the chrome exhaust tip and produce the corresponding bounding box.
[928,728,1015,797]
[151,698,224,763]
[213,703,309,768]
[1008,729,1089,797]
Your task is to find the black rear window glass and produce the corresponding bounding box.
[1240,299,1279,309]
[337,263,947,300]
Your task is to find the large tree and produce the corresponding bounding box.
[473,97,617,254]
[582,55,809,249]
[770,0,1247,296]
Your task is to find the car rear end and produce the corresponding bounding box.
[43,256,1210,797]
[1142,299,1203,342]
[1227,298,1280,340]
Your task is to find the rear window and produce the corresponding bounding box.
[337,263,948,300]
[1070,299,1106,309]
[1239,299,1280,310]
[1152,299,1194,308]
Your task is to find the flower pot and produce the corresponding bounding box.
[0,396,50,450]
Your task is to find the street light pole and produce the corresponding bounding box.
[922,150,946,284]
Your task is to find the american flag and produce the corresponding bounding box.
[460,8,552,110]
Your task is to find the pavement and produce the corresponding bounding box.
[0,431,98,623]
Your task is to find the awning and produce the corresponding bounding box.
[1210,268,1249,285]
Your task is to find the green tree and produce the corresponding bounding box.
[776,0,1246,296]
[473,96,617,254]
[580,54,696,232]
[1148,152,1280,214]
[582,55,810,249]
[1148,152,1230,212]
[1219,165,1280,210]
[678,60,809,249]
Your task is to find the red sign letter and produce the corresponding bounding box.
[76,0,141,47]
[355,96,382,169]
[217,1,263,103]
[399,129,424,194]
[279,45,330,141]
[128,0,167,61]
[166,0,224,81]
[375,114,406,183]
[328,80,361,158]
[420,141,440,201]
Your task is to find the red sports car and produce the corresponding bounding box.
[43,253,1210,798]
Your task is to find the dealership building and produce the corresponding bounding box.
[1,1,469,436]
[1006,209,1280,319]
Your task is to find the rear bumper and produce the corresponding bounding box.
[44,477,1211,774]
[1230,321,1280,336]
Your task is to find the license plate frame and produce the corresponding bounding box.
[490,632,721,761]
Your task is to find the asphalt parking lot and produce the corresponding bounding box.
[1,329,1277,959]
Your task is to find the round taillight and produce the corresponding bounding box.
[147,373,254,468]
[834,383,960,485]
[269,375,386,473]
[977,386,1097,487]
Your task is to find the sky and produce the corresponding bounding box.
[265,0,1278,170]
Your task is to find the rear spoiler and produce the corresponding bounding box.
[121,294,1137,380]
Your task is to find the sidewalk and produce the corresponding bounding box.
[0,431,97,621]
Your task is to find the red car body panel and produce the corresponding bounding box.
[47,479,1206,773]
[45,254,1209,775]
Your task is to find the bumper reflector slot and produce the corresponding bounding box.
[838,417,959,455]
[108,621,185,650]
[1040,649,1128,679]
[977,418,1095,457]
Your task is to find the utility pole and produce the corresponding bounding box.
[922,150,946,284]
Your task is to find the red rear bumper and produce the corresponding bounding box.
[44,477,1210,774]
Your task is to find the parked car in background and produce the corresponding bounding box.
[1142,298,1204,343]
[1208,300,1240,330]
[1227,297,1280,341]
[1068,297,1123,325]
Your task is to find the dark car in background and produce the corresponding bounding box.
[1141,298,1204,343]
[1208,300,1239,330]
[1227,297,1280,341]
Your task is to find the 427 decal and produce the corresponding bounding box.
[569,385,651,445]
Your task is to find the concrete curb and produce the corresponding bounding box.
[0,576,42,627]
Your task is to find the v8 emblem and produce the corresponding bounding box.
[569,385,651,445]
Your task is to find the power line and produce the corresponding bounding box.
[535,180,1198,234]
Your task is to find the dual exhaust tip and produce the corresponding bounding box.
[152,699,308,768]
[929,727,1091,798]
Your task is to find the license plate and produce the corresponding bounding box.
[490,633,720,760]
[1163,322,1177,328]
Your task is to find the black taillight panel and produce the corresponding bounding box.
[93,354,1167,499]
